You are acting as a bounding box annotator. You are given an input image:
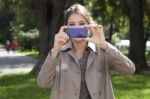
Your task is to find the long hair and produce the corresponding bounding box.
[64,4,94,25]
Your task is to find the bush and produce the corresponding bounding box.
[17,29,39,51]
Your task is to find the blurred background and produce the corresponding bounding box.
[0,0,150,99]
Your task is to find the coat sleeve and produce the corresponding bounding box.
[104,43,136,75]
[37,52,59,88]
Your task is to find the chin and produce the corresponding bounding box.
[72,38,85,42]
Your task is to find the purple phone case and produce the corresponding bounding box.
[66,26,88,38]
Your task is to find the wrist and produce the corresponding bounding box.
[97,41,107,51]
[51,48,60,58]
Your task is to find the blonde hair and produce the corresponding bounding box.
[64,4,94,25]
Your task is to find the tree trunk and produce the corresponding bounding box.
[30,0,87,75]
[108,15,113,43]
[129,0,147,73]
[30,0,70,75]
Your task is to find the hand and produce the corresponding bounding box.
[86,24,107,50]
[51,26,69,58]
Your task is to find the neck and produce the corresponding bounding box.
[72,41,88,59]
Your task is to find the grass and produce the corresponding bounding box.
[21,51,39,59]
[0,73,50,99]
[0,73,150,99]
[17,49,39,59]
[112,74,150,99]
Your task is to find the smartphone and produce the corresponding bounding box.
[66,26,88,38]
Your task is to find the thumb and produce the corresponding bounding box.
[85,37,92,42]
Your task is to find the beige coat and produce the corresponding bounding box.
[37,42,135,99]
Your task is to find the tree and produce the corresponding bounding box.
[24,0,68,74]
[0,10,15,42]
[0,0,36,43]
[0,0,85,74]
[27,0,85,74]
[0,0,16,43]
[86,0,149,73]
[117,0,149,73]
[128,0,148,73]
[85,0,127,42]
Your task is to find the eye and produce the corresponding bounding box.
[68,22,75,26]
[68,23,75,26]
[79,22,86,26]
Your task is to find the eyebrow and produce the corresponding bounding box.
[68,22,75,24]
[68,21,86,23]
[79,21,86,23]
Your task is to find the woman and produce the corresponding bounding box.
[37,4,135,99]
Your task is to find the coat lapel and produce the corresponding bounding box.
[86,51,96,71]
[86,42,97,71]
[68,50,80,69]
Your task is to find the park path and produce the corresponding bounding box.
[0,48,37,75]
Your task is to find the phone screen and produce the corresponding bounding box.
[66,26,88,38]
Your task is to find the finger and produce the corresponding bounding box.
[88,24,97,32]
[91,25,103,35]
[57,32,69,41]
[58,26,69,40]
[59,26,67,33]
[55,37,68,47]
[86,25,92,33]
[89,26,97,35]
[54,37,66,47]
[59,32,69,41]
[98,25,104,32]
[84,37,92,42]
[62,32,70,40]
[83,24,93,27]
[98,25,103,29]
[57,38,67,43]
[98,25,104,35]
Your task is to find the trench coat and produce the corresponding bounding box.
[37,42,135,99]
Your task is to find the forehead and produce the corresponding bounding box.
[68,13,87,22]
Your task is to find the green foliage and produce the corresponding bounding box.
[10,2,37,51]
[0,10,15,42]
[111,33,120,45]
[1,73,150,99]
[0,0,37,46]
[85,0,130,40]
[10,9,36,33]
[17,29,39,51]
[0,0,24,10]
[112,73,150,99]
[17,50,39,59]
[0,73,50,99]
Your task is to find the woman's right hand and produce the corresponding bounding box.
[51,26,69,58]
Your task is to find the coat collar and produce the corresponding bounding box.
[60,41,97,52]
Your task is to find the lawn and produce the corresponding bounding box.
[0,73,150,99]
[17,50,39,59]
[0,73,50,99]
[112,73,150,99]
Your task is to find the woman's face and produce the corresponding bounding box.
[67,13,88,42]
[67,13,88,26]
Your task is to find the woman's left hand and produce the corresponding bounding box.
[86,24,107,50]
